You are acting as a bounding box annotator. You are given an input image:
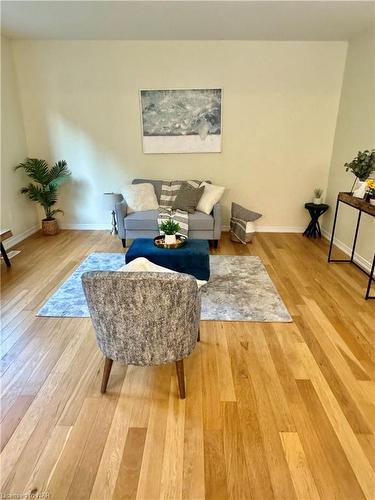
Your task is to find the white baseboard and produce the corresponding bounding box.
[256,226,304,233]
[60,223,110,230]
[222,225,304,233]
[3,225,40,250]
[321,227,372,273]
[62,223,304,233]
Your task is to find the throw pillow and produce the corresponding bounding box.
[120,183,158,214]
[172,182,205,213]
[117,257,207,288]
[196,182,225,215]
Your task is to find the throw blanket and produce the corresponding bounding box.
[230,202,262,244]
[158,180,200,237]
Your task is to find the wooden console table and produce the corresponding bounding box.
[1,229,13,267]
[328,192,374,300]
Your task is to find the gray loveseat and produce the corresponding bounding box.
[115,179,222,248]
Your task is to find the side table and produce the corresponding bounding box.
[303,203,329,238]
[1,229,13,267]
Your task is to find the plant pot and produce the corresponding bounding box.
[313,197,322,205]
[42,219,59,235]
[164,234,176,245]
[370,199,375,206]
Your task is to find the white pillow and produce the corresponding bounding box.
[196,182,225,215]
[121,183,158,214]
[117,257,207,288]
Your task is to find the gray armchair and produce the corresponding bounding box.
[81,271,201,398]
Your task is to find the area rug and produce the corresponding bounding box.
[37,253,292,322]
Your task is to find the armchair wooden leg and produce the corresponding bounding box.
[175,360,186,399]
[197,327,200,342]
[101,358,113,393]
[121,239,126,248]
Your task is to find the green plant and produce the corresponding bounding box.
[345,150,375,191]
[160,219,180,235]
[15,158,71,220]
[314,188,323,198]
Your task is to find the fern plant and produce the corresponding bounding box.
[15,158,71,220]
[160,219,180,235]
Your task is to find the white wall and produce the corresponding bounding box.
[11,41,347,230]
[323,28,375,267]
[1,37,39,244]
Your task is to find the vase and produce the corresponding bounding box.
[313,197,322,205]
[352,180,367,198]
[370,199,375,206]
[165,234,176,245]
[42,219,59,235]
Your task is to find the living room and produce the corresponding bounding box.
[1,1,374,499]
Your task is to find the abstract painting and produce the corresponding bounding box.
[140,88,222,153]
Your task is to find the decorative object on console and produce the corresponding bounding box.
[15,158,71,236]
[103,193,122,235]
[230,202,262,244]
[196,182,225,215]
[313,188,323,204]
[140,88,222,153]
[365,179,375,205]
[159,219,181,245]
[120,183,159,213]
[344,149,375,195]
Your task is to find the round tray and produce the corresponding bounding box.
[154,235,187,249]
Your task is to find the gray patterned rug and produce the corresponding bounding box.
[38,253,291,322]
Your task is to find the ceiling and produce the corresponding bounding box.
[1,1,374,41]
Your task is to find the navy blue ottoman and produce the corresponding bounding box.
[125,238,210,281]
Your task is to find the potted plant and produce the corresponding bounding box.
[313,188,323,205]
[160,219,180,244]
[345,149,375,195]
[15,158,71,235]
[366,179,375,205]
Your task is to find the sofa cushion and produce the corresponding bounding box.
[121,183,158,214]
[172,182,205,213]
[132,179,211,204]
[189,211,214,230]
[132,179,163,203]
[124,210,214,231]
[125,210,159,231]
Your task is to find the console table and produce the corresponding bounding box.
[1,229,13,267]
[328,192,374,300]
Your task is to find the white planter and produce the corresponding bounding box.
[165,234,176,244]
[370,199,375,206]
[313,197,323,205]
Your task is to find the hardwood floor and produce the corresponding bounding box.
[1,230,374,500]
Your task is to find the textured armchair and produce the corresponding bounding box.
[81,271,201,398]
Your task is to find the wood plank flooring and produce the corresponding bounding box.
[1,230,374,500]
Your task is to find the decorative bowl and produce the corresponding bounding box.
[154,235,187,249]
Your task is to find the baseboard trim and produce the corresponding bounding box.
[222,225,304,233]
[321,227,372,273]
[61,223,304,233]
[256,226,304,233]
[3,225,40,250]
[60,223,110,230]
